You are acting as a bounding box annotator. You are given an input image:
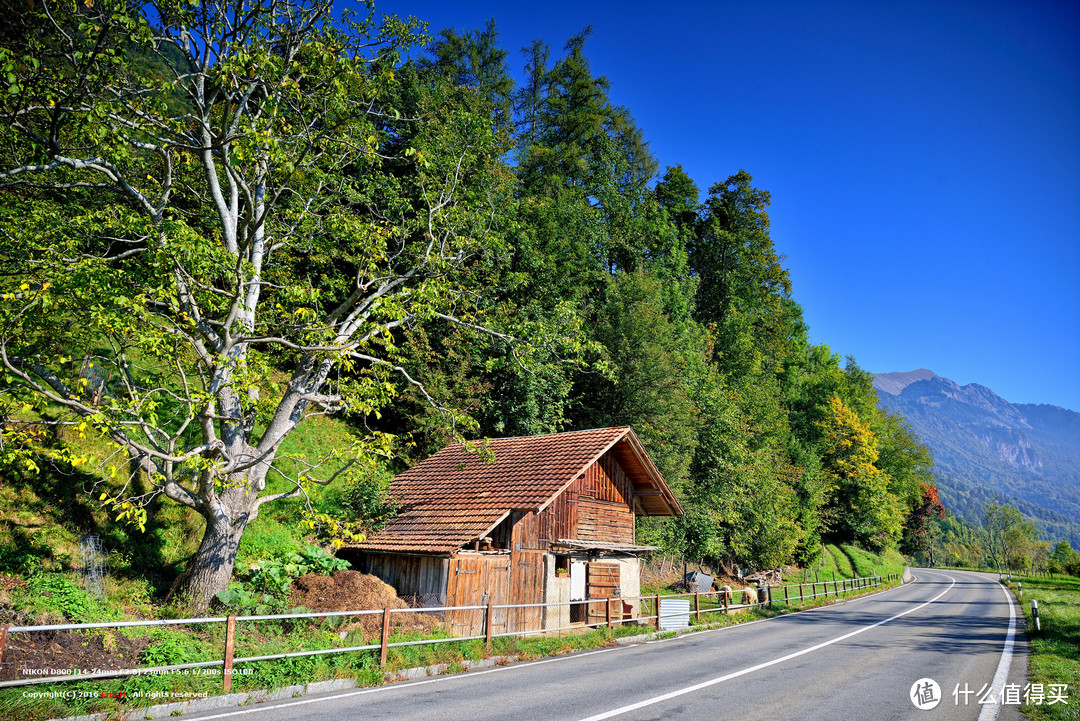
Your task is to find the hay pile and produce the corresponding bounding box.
[289,570,438,640]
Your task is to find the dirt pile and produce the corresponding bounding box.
[289,570,439,639]
[0,574,25,607]
[0,619,151,682]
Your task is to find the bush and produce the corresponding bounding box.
[0,542,42,576]
[20,573,109,622]
[217,545,350,612]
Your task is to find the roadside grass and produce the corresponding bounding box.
[0,616,670,720]
[0,553,910,721]
[1003,575,1080,721]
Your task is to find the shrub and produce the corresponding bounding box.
[21,573,108,622]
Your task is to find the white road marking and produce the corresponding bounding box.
[181,647,627,720]
[977,580,1018,721]
[574,575,957,721]
[179,574,925,721]
[643,574,909,644]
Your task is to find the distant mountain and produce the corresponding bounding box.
[873,370,1080,549]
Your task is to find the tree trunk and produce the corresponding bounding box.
[169,490,257,611]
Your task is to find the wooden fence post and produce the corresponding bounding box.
[379,607,392,668]
[655,594,662,630]
[0,624,9,667]
[694,592,700,621]
[485,603,493,652]
[606,598,612,634]
[222,615,236,693]
[783,585,789,604]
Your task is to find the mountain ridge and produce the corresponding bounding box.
[872,370,1080,548]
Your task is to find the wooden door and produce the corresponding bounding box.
[510,549,545,633]
[485,557,512,636]
[446,555,513,637]
[587,562,620,625]
[446,555,486,636]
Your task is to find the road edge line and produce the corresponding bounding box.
[976,579,1018,721]
[573,575,957,721]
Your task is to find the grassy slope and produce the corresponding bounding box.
[782,544,906,585]
[0,410,362,596]
[1003,575,1080,721]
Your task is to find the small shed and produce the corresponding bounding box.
[341,426,682,635]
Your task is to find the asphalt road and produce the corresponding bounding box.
[181,569,1027,721]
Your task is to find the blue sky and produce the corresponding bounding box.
[364,0,1080,412]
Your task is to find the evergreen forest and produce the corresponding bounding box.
[0,0,952,609]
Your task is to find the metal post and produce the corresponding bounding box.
[1018,583,1022,600]
[222,615,236,693]
[1031,600,1040,631]
[694,592,700,621]
[485,603,493,652]
[380,607,392,667]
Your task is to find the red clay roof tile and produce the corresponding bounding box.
[356,426,679,554]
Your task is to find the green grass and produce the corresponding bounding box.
[1003,575,1080,721]
[0,543,909,721]
[0,612,673,720]
[781,544,906,585]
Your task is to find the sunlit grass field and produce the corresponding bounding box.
[1006,575,1080,721]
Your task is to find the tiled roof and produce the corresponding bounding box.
[356,426,680,555]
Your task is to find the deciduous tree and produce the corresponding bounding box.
[0,0,565,609]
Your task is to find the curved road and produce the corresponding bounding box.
[184,569,1027,721]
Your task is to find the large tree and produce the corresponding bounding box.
[0,0,550,609]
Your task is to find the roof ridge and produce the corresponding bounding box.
[454,425,630,445]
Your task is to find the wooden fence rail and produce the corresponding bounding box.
[0,573,900,691]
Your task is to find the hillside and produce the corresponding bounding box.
[873,370,1080,548]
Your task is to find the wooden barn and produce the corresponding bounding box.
[341,426,683,636]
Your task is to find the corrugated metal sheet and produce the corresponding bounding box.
[659,598,691,630]
[555,540,659,554]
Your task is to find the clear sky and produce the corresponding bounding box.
[363,0,1080,412]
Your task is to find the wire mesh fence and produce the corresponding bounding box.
[77,534,108,599]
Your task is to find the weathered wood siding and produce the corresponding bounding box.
[526,449,635,549]
[358,553,449,603]
[444,551,545,637]
[509,549,545,632]
[576,498,634,542]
